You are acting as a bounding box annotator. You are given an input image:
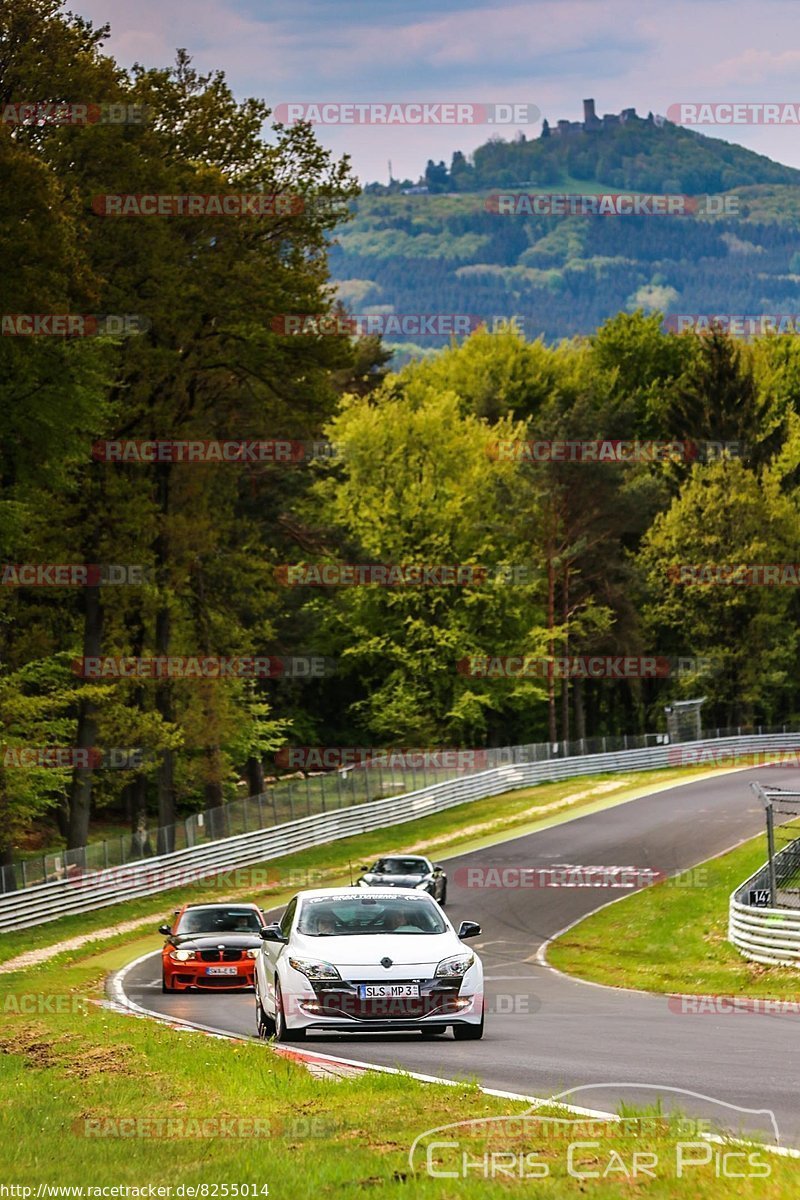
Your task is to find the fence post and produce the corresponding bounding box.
[243,797,249,834]
[767,803,778,906]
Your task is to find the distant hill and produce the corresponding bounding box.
[406,109,800,195]
[328,114,800,353]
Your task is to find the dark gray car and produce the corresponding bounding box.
[357,855,447,904]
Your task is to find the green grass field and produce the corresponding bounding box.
[0,925,796,1195]
[547,833,800,997]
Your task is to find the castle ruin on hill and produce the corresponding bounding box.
[543,98,658,138]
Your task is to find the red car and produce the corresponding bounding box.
[159,902,267,992]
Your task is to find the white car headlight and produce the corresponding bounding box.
[414,879,432,889]
[435,953,474,978]
[288,957,341,981]
[170,949,197,962]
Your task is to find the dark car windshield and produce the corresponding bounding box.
[175,907,262,935]
[297,895,446,936]
[371,858,428,875]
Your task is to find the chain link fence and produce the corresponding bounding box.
[750,783,800,908]
[3,720,793,895]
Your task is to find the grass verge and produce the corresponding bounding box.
[0,938,795,1193]
[547,833,800,997]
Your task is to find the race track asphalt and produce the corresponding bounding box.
[120,765,800,1144]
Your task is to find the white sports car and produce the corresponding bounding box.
[254,887,484,1041]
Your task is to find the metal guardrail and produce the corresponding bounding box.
[729,893,800,966]
[8,720,789,894]
[729,841,800,966]
[3,731,679,894]
[2,730,797,932]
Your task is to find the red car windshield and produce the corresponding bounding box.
[176,908,262,934]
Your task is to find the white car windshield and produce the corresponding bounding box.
[297,895,447,936]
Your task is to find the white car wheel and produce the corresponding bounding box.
[274,979,306,1042]
[255,980,275,1039]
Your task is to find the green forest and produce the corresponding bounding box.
[2,0,800,867]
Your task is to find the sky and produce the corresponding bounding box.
[73,0,800,184]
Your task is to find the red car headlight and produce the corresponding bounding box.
[169,949,197,962]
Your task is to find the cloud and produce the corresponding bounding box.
[706,47,800,85]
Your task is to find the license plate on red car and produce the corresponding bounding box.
[206,966,238,976]
[359,984,419,998]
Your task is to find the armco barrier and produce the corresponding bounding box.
[729,849,800,966]
[2,731,798,931]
